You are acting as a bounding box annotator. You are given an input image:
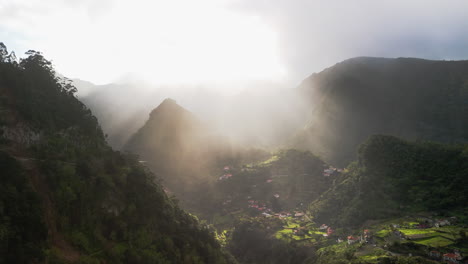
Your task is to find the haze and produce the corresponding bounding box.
[2,0,468,88]
[2,0,468,149]
[2,1,468,263]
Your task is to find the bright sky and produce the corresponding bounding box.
[0,0,286,85]
[2,0,468,86]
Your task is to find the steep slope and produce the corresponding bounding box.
[124,99,234,202]
[308,135,468,227]
[294,57,468,166]
[0,43,234,264]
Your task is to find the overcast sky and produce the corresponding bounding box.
[1,0,468,87]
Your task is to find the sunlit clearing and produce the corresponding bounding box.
[2,0,286,85]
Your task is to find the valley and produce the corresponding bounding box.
[1,43,467,264]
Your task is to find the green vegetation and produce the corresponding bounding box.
[414,236,453,247]
[0,43,234,264]
[309,135,468,227]
[175,149,334,264]
[2,43,468,264]
[0,152,47,264]
[295,57,468,166]
[228,218,315,264]
[398,229,435,236]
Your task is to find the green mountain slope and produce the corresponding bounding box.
[123,99,235,204]
[0,43,234,264]
[309,135,468,227]
[294,57,468,166]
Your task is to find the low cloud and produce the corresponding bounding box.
[231,0,468,80]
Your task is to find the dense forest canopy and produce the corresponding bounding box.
[309,135,468,227]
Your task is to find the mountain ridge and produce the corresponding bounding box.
[293,56,468,166]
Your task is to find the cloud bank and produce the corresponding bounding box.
[1,0,468,86]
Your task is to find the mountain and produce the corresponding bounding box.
[309,135,468,227]
[293,57,468,166]
[0,43,234,264]
[123,99,235,206]
[75,79,307,151]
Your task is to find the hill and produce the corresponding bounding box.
[123,98,235,201]
[293,57,468,166]
[308,135,468,227]
[0,43,234,264]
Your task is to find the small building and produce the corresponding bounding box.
[218,173,233,180]
[443,253,462,263]
[262,212,272,217]
[347,236,359,244]
[362,229,372,243]
[319,224,328,230]
[435,219,451,227]
[294,212,305,217]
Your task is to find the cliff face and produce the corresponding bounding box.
[0,124,41,146]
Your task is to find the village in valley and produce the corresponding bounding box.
[211,153,468,264]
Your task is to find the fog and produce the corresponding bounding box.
[4,0,468,147]
[3,0,468,86]
[232,0,468,81]
[4,0,468,159]
[75,79,310,150]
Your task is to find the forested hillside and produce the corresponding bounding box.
[294,57,468,166]
[0,43,234,264]
[309,135,468,227]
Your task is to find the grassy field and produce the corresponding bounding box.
[274,228,316,241]
[412,236,454,247]
[375,229,391,238]
[399,228,436,237]
[398,226,464,247]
